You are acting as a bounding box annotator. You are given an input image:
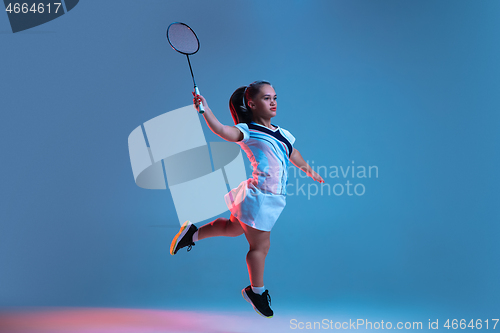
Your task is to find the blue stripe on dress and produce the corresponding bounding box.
[249,131,286,158]
[248,123,293,157]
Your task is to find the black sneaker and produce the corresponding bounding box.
[242,285,273,318]
[170,220,197,255]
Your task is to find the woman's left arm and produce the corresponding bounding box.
[290,149,325,183]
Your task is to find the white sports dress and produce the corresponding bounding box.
[224,121,295,231]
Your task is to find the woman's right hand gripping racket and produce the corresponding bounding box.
[192,91,208,114]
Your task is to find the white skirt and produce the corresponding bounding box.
[224,178,286,231]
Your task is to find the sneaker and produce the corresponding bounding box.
[242,285,273,318]
[170,220,197,255]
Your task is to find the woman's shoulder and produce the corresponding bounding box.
[233,122,250,143]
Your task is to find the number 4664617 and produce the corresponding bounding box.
[5,3,62,14]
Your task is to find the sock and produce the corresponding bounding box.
[192,230,199,242]
[251,285,265,295]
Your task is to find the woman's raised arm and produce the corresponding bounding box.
[194,92,243,142]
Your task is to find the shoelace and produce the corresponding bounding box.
[264,291,271,306]
[187,242,195,252]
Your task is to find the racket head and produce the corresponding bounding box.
[166,22,200,55]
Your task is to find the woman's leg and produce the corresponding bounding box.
[197,214,244,240]
[239,221,271,287]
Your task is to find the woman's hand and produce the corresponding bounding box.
[192,91,209,113]
[309,170,325,183]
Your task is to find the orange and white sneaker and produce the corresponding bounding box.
[170,220,197,255]
[242,286,273,318]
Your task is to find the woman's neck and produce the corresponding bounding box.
[252,117,275,130]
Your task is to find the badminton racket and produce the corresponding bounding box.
[166,22,205,114]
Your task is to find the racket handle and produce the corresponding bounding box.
[194,86,205,114]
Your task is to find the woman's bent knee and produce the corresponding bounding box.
[250,240,270,255]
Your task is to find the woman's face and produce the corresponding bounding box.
[248,84,277,119]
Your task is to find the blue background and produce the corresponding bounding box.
[1,0,499,326]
